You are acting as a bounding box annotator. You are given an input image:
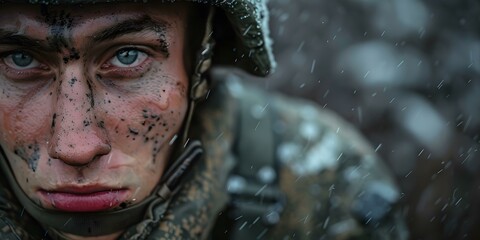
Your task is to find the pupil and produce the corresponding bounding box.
[117,50,138,65]
[12,52,33,67]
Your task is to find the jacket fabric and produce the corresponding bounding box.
[0,71,408,239]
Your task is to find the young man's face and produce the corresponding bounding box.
[0,2,189,216]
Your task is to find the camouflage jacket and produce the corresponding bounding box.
[0,71,408,239]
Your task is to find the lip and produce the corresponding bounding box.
[38,186,130,212]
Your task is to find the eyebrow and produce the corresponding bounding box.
[0,16,171,56]
[0,30,55,52]
[92,16,170,56]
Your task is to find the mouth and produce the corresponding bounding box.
[38,186,130,212]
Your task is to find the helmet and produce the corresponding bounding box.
[7,0,276,76]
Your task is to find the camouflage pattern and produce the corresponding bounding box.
[0,169,45,239]
[0,71,407,239]
[261,88,408,239]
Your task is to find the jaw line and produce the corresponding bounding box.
[0,146,161,236]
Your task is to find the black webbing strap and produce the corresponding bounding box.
[226,80,285,240]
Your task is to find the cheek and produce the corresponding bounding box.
[0,94,52,151]
[97,74,188,156]
[0,88,53,174]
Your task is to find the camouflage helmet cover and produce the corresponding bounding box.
[3,0,276,76]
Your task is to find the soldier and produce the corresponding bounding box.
[0,0,408,239]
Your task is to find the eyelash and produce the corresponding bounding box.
[99,47,154,79]
[0,46,155,82]
[0,50,50,81]
[104,48,150,66]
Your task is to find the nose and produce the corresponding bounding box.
[48,66,110,167]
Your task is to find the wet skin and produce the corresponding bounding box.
[0,3,190,239]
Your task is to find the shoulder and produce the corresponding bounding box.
[217,71,386,176]
[216,71,408,239]
[271,93,406,238]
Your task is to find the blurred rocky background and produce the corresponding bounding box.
[248,0,480,239]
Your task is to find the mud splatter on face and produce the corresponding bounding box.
[97,120,105,129]
[40,6,71,48]
[153,26,170,58]
[128,127,139,135]
[62,48,80,64]
[13,143,41,172]
[86,80,95,108]
[83,119,91,127]
[51,113,57,129]
[40,5,81,64]
[92,16,170,57]
[68,77,77,87]
[119,108,178,163]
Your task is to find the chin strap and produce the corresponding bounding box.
[0,141,203,237]
[181,7,215,145]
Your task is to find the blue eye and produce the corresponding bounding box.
[3,51,40,69]
[12,52,34,67]
[109,48,148,68]
[117,49,138,65]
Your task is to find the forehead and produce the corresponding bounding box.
[0,2,190,37]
